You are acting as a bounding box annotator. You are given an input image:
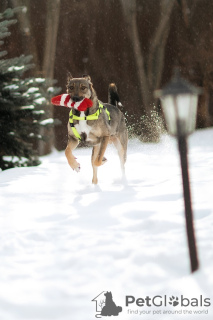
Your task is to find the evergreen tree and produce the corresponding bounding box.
[0,7,60,170]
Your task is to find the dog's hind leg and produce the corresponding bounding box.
[65,137,80,172]
[91,145,99,184]
[112,133,127,178]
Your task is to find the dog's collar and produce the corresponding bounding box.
[69,101,111,140]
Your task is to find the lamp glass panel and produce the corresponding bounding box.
[161,94,198,136]
[161,95,177,136]
[176,95,191,119]
[176,94,198,134]
[188,95,198,133]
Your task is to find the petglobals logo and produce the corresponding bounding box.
[92,291,122,318]
[92,292,211,318]
[125,295,211,308]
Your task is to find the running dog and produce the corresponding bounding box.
[65,74,128,184]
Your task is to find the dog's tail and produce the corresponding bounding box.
[108,83,123,108]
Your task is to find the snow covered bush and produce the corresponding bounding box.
[0,7,60,170]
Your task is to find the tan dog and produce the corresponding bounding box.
[65,74,128,184]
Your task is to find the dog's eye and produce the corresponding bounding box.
[69,86,74,90]
[81,86,87,90]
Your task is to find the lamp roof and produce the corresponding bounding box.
[155,69,202,98]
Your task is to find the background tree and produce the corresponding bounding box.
[0,7,60,170]
[10,0,61,154]
[174,0,213,127]
[120,0,176,142]
[10,0,39,70]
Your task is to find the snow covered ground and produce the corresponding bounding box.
[0,128,213,320]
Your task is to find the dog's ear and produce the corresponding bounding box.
[66,72,73,92]
[67,71,73,81]
[82,74,92,83]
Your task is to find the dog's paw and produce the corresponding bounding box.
[73,163,80,172]
[92,177,98,184]
[70,159,80,172]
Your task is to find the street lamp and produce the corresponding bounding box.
[155,70,202,273]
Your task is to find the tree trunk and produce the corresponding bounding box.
[42,0,60,79]
[40,0,61,155]
[148,0,176,92]
[120,0,175,142]
[11,0,39,71]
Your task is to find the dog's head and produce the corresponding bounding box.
[66,73,95,102]
[104,292,113,300]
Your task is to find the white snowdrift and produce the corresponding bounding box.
[0,128,212,320]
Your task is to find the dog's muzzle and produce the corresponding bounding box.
[72,96,83,102]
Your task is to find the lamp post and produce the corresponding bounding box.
[155,70,202,273]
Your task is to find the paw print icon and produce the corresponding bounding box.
[169,296,179,307]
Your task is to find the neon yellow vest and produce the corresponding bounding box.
[69,101,111,140]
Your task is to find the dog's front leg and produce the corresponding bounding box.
[65,136,80,172]
[94,136,109,167]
